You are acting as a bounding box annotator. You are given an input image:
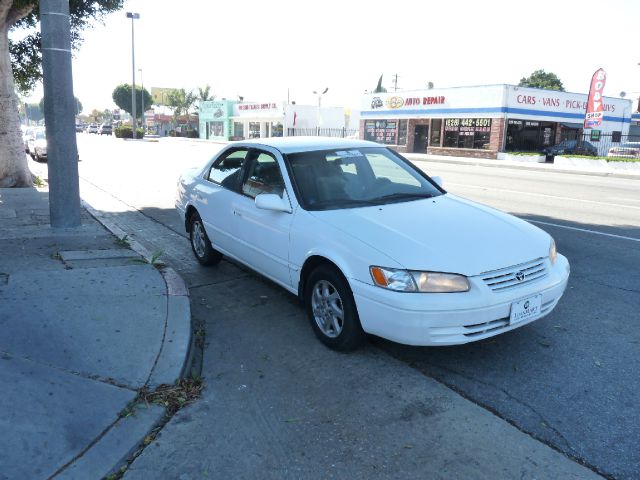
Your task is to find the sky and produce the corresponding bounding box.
[15,0,640,113]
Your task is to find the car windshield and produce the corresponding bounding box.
[35,131,46,140]
[557,140,577,148]
[286,147,443,210]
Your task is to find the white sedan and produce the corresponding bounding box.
[176,137,570,351]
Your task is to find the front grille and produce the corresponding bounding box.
[481,258,548,292]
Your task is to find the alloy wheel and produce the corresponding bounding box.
[311,279,344,338]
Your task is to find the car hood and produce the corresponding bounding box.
[309,194,550,276]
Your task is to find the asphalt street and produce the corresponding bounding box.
[31,134,639,478]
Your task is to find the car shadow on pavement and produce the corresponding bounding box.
[372,213,640,480]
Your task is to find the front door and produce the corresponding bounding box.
[231,149,294,289]
[413,125,428,152]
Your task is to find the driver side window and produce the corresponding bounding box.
[241,152,285,199]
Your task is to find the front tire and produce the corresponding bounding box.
[189,212,222,266]
[304,265,365,351]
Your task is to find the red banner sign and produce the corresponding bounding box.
[584,68,607,129]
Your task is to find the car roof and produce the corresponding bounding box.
[231,136,380,154]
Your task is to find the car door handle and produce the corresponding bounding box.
[233,209,242,217]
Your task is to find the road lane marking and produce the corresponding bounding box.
[529,220,640,242]
[447,182,640,211]
[607,197,640,203]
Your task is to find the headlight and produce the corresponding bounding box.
[549,237,557,265]
[370,266,470,293]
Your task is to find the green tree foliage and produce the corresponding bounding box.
[166,88,196,124]
[197,84,215,102]
[39,96,82,115]
[518,69,565,91]
[112,84,152,119]
[8,0,124,93]
[374,74,387,93]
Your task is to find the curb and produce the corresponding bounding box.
[80,199,193,387]
[74,199,195,476]
[404,154,640,180]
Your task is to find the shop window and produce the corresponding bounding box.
[430,119,442,147]
[233,122,244,138]
[207,121,224,137]
[612,131,622,143]
[249,122,261,138]
[444,118,492,149]
[271,122,283,137]
[506,119,556,152]
[364,119,398,145]
[398,120,408,145]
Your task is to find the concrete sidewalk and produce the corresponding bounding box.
[0,187,191,479]
[404,152,640,180]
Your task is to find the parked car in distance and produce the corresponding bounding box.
[176,137,570,351]
[28,129,47,162]
[23,127,37,153]
[86,124,98,134]
[607,142,640,159]
[98,124,113,135]
[543,139,598,157]
[75,124,86,133]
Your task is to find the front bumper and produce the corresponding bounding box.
[351,255,570,346]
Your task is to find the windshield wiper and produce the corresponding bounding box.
[374,192,434,202]
[309,198,379,209]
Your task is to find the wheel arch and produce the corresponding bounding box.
[184,204,198,233]
[298,255,350,301]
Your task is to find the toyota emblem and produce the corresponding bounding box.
[515,271,525,282]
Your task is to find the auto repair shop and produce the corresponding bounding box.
[360,84,632,158]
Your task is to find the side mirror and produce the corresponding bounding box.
[255,193,292,213]
[431,175,443,188]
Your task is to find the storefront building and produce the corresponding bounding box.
[201,100,358,141]
[360,85,632,158]
[198,100,236,141]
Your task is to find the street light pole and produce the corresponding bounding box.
[312,87,328,132]
[313,87,329,109]
[126,12,140,139]
[138,68,145,133]
[40,0,81,228]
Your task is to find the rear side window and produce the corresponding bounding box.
[206,149,248,190]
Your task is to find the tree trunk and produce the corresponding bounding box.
[0,22,32,187]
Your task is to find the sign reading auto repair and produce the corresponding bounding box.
[368,94,446,111]
[362,85,504,115]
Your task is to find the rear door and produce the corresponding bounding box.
[193,147,249,256]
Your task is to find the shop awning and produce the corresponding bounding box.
[561,122,583,129]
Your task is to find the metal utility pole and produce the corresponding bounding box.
[138,68,145,133]
[392,74,400,92]
[126,12,140,139]
[40,0,81,228]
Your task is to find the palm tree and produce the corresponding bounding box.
[197,84,215,102]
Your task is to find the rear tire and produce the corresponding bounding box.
[304,264,365,351]
[189,212,222,266]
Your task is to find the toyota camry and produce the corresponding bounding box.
[176,137,570,351]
